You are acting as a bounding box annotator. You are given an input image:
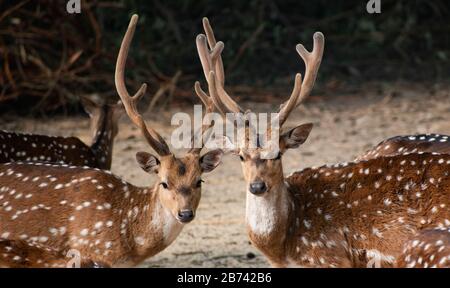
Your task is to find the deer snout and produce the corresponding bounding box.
[177,209,195,223]
[249,181,267,195]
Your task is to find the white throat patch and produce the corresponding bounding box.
[245,185,289,236]
[151,201,183,245]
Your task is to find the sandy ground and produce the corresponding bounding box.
[1,83,449,267]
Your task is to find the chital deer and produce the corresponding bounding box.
[0,97,124,169]
[396,226,450,268]
[197,18,450,268]
[0,15,223,268]
[356,134,450,161]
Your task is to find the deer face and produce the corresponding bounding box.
[238,123,313,196]
[82,97,125,140]
[136,150,223,223]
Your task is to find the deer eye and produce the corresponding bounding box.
[239,155,244,161]
[196,179,204,188]
[160,182,169,189]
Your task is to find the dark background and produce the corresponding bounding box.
[1,0,449,114]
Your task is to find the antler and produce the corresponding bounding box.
[275,73,303,127]
[198,18,243,114]
[276,32,324,127]
[199,18,324,129]
[281,33,325,109]
[115,14,171,156]
[195,33,227,116]
[190,17,238,154]
[189,72,219,155]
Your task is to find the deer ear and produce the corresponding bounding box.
[280,123,313,150]
[80,96,101,117]
[136,152,160,174]
[199,149,223,173]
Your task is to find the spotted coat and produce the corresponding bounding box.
[356,134,450,161]
[0,101,123,169]
[248,153,450,267]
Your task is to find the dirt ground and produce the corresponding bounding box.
[1,83,449,267]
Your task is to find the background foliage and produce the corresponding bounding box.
[1,0,449,113]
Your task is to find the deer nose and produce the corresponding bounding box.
[177,210,194,223]
[249,181,267,195]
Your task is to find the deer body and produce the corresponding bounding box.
[0,99,122,170]
[193,19,450,267]
[357,134,450,161]
[0,132,97,167]
[0,161,193,267]
[245,153,449,267]
[0,14,225,268]
[396,227,450,268]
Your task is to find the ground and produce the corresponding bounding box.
[1,83,449,267]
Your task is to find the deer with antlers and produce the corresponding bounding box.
[196,18,450,268]
[0,15,223,268]
[0,97,124,170]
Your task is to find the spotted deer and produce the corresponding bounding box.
[0,15,223,268]
[356,134,450,161]
[396,226,450,268]
[0,97,124,170]
[198,18,450,268]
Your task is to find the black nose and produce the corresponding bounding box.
[249,181,267,195]
[177,210,194,223]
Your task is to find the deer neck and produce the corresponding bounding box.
[90,109,115,169]
[245,178,293,260]
[120,185,183,265]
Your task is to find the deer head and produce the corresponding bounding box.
[196,18,324,196]
[80,96,125,144]
[115,15,223,223]
[81,96,125,169]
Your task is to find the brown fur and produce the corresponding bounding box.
[356,134,450,161]
[0,150,221,267]
[244,152,450,267]
[0,100,123,169]
[396,227,450,268]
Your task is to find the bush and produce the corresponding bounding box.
[1,0,449,113]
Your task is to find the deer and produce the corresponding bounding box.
[0,96,124,170]
[396,226,450,268]
[196,18,450,268]
[356,134,450,161]
[0,14,223,268]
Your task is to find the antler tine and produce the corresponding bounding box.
[189,77,218,155]
[115,14,171,156]
[200,17,243,114]
[196,35,228,116]
[202,17,224,86]
[277,32,324,126]
[276,73,302,127]
[294,32,324,107]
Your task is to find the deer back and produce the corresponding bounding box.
[279,153,450,267]
[0,131,97,167]
[357,134,450,161]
